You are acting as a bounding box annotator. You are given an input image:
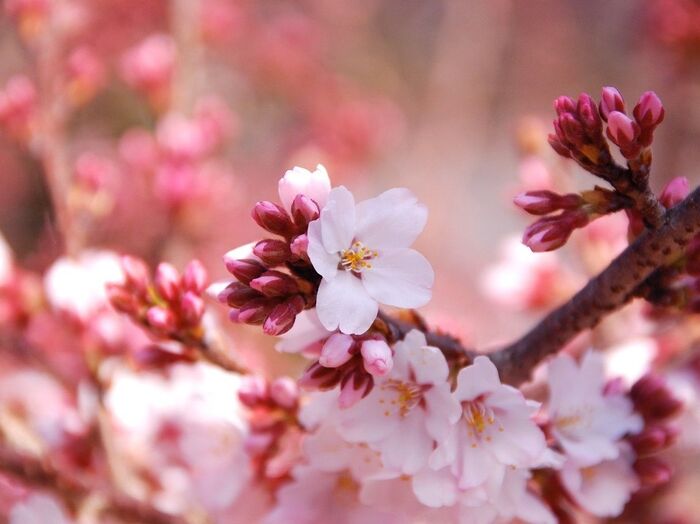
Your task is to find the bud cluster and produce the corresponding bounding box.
[628,373,683,490]
[299,334,393,408]
[516,188,628,252]
[107,256,208,344]
[238,375,303,483]
[217,194,323,336]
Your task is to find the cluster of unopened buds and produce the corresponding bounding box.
[517,87,667,251]
[107,256,208,345]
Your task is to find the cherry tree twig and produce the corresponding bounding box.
[381,185,700,386]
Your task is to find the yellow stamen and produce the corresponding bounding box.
[340,241,378,272]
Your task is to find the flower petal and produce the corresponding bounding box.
[316,271,378,334]
[320,186,356,253]
[453,356,501,401]
[307,220,338,280]
[355,188,428,249]
[361,248,433,308]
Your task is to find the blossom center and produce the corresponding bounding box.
[380,379,428,417]
[463,400,502,446]
[340,241,378,272]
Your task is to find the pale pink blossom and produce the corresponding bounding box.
[9,494,72,524]
[547,351,643,466]
[457,469,556,524]
[338,330,460,474]
[264,466,401,524]
[44,250,124,321]
[308,186,433,334]
[431,356,547,490]
[559,446,639,518]
[278,164,331,212]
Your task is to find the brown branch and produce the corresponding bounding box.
[488,185,700,385]
[0,443,188,524]
[377,187,700,387]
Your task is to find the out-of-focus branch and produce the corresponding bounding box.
[0,443,188,524]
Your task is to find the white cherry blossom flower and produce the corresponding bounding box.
[44,250,124,320]
[431,356,547,490]
[559,446,639,518]
[337,330,460,474]
[308,186,434,334]
[278,164,331,211]
[547,351,643,466]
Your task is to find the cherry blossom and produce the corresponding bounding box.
[337,330,460,474]
[547,351,643,466]
[308,186,434,334]
[559,446,639,517]
[44,250,124,321]
[430,356,547,490]
[278,164,331,212]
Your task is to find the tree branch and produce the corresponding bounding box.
[379,186,700,386]
[489,185,700,385]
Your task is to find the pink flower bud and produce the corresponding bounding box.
[120,33,176,92]
[238,375,269,407]
[182,259,208,294]
[106,284,138,314]
[180,291,204,326]
[360,339,393,376]
[225,258,265,285]
[629,425,678,456]
[146,306,176,333]
[270,377,299,409]
[120,255,149,293]
[319,333,355,368]
[576,93,602,134]
[522,212,588,253]
[237,298,275,325]
[634,457,672,487]
[338,370,373,409]
[599,86,625,120]
[290,194,320,227]
[547,133,571,158]
[251,201,295,237]
[660,177,688,208]
[634,91,665,128]
[513,191,582,216]
[154,262,180,301]
[262,296,304,336]
[553,95,576,116]
[631,373,683,420]
[607,111,638,142]
[253,239,291,266]
[299,361,342,390]
[558,113,586,148]
[290,234,309,261]
[219,282,260,308]
[249,270,298,297]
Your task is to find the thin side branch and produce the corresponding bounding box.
[489,185,700,385]
[378,186,700,386]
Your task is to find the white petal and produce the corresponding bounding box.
[278,164,331,211]
[338,387,400,443]
[412,468,458,508]
[316,272,378,334]
[378,411,432,474]
[355,188,428,249]
[361,248,433,308]
[319,186,356,253]
[453,356,501,401]
[307,220,338,280]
